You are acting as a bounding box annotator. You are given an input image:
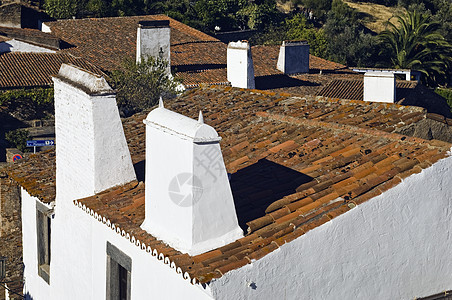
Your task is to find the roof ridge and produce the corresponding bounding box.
[257,111,451,149]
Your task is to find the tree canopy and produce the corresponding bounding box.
[109,57,180,117]
[379,9,452,86]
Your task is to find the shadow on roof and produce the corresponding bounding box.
[173,63,227,73]
[133,160,145,182]
[255,74,320,90]
[230,158,314,231]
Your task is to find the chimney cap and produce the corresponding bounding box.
[144,107,221,143]
[138,20,170,28]
[282,40,308,46]
[53,64,113,95]
[228,40,250,50]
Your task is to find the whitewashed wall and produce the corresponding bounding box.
[0,39,56,54]
[49,198,213,300]
[21,189,51,300]
[209,154,452,300]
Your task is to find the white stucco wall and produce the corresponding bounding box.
[142,107,242,255]
[136,24,171,73]
[277,41,309,75]
[363,72,396,103]
[209,154,452,300]
[0,39,56,54]
[53,69,136,201]
[48,196,213,300]
[227,41,255,89]
[21,189,51,300]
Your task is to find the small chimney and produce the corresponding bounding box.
[136,20,171,71]
[227,40,255,89]
[141,101,243,255]
[277,41,309,74]
[52,64,136,202]
[363,72,396,103]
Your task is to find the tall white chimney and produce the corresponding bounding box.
[363,72,396,103]
[52,64,136,202]
[227,40,255,89]
[277,41,309,74]
[136,20,171,72]
[141,100,243,255]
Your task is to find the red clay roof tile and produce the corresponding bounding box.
[5,86,451,284]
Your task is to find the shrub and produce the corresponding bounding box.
[5,129,30,152]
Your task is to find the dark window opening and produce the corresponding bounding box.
[36,201,52,284]
[106,242,131,300]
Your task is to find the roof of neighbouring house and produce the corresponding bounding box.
[42,15,351,91]
[0,26,60,49]
[0,52,104,89]
[317,79,452,118]
[5,86,451,284]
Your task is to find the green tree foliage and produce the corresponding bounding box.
[248,14,328,58]
[0,88,54,120]
[5,129,30,152]
[44,0,80,19]
[324,0,380,66]
[379,9,452,86]
[285,14,328,57]
[297,0,332,20]
[435,88,452,112]
[109,57,180,117]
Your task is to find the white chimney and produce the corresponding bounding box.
[53,64,136,202]
[363,72,396,103]
[227,40,255,89]
[141,100,243,255]
[277,41,309,74]
[136,20,171,71]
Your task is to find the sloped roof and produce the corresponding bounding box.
[0,52,104,88]
[43,15,350,90]
[45,15,219,73]
[6,86,451,284]
[317,79,452,118]
[0,26,61,52]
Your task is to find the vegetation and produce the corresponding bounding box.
[5,129,30,152]
[324,0,379,66]
[109,57,180,117]
[39,0,452,88]
[435,88,452,112]
[250,13,328,58]
[0,88,54,120]
[379,9,452,86]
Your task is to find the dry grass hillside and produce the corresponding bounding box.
[343,1,406,33]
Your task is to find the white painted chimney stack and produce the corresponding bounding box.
[52,64,136,202]
[227,40,255,89]
[277,41,309,74]
[141,102,243,255]
[363,72,396,103]
[136,20,171,72]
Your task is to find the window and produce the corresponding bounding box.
[36,201,52,284]
[106,242,131,300]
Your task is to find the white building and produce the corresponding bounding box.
[4,65,452,299]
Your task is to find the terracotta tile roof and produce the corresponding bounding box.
[317,79,452,118]
[6,86,451,284]
[44,15,351,89]
[0,52,104,89]
[45,15,219,73]
[318,79,415,101]
[252,45,346,77]
[0,26,59,43]
[0,35,10,42]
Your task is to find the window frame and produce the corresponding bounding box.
[106,242,131,300]
[36,200,53,284]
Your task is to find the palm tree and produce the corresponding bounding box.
[379,10,452,86]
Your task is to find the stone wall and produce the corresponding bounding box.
[0,171,23,300]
